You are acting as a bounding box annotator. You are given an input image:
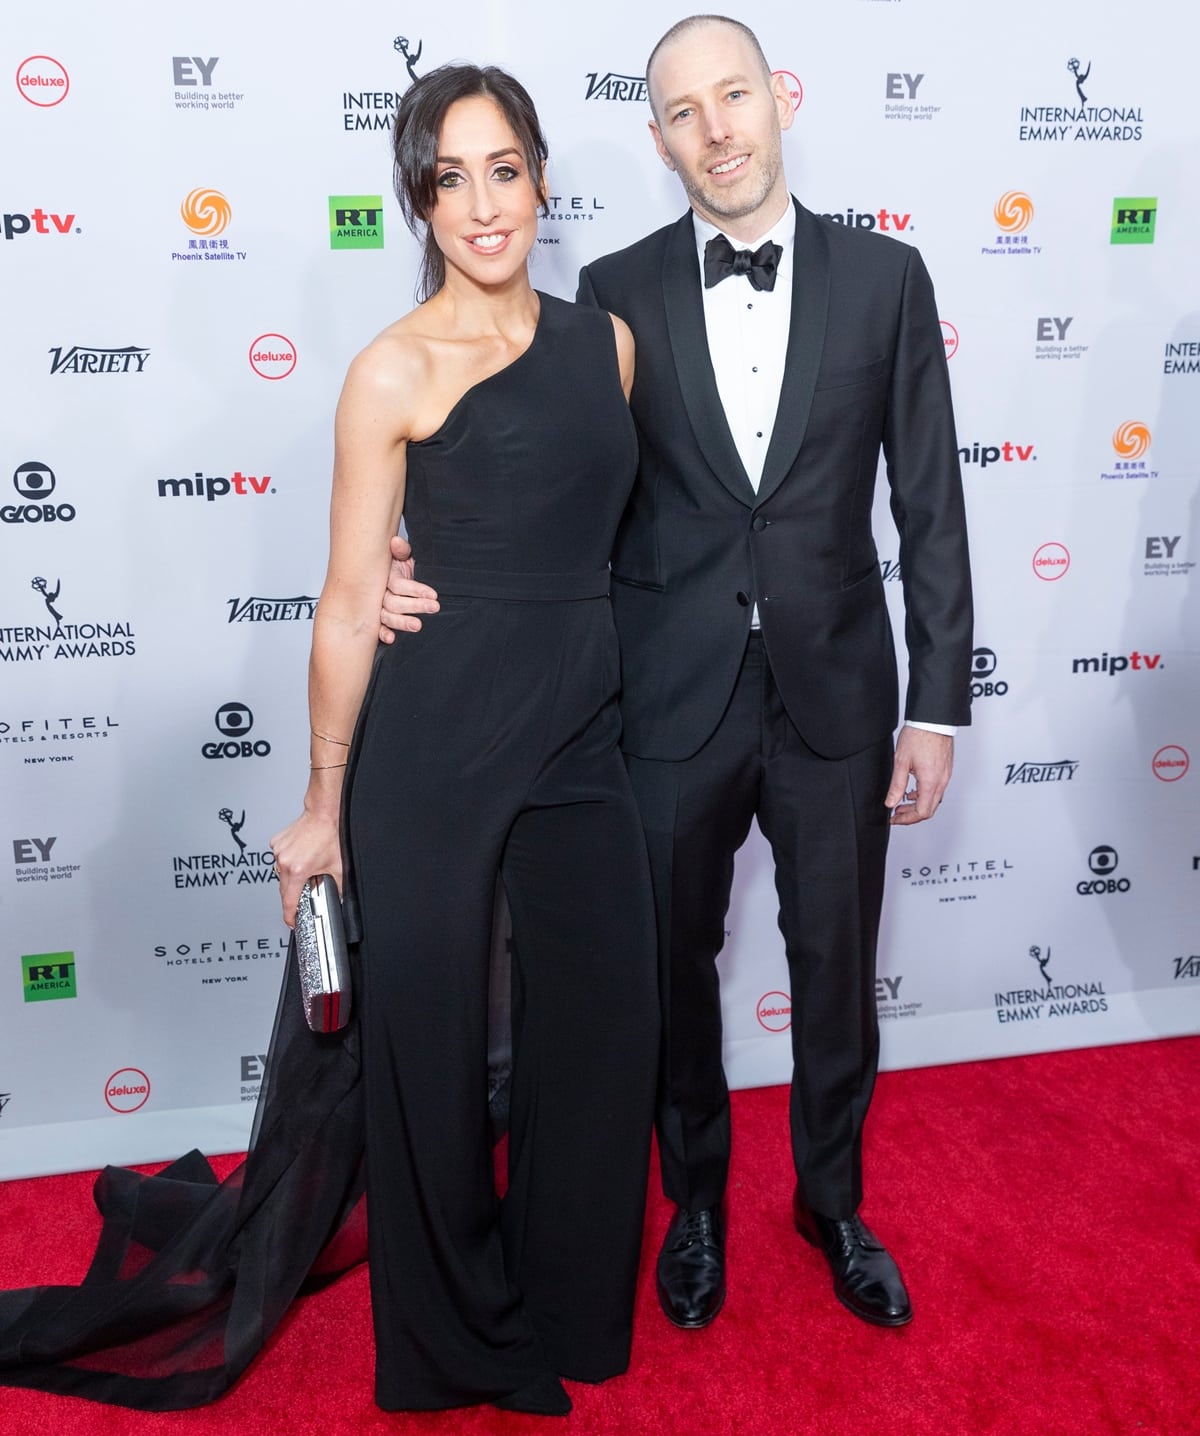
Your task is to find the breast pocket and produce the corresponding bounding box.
[814,357,888,392]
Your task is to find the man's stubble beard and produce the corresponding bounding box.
[671,132,786,227]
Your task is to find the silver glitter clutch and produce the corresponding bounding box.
[294,874,352,1032]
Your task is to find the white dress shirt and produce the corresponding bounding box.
[691,208,954,737]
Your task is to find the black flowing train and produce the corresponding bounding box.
[0,293,659,1412]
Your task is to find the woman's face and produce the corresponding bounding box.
[429,96,540,288]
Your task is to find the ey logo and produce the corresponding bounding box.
[994,191,1034,234]
[181,188,231,237]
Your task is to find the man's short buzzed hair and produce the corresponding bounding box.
[646,15,773,119]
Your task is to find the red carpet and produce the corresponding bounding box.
[2,1036,1197,1434]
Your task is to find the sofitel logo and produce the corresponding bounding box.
[49,345,149,375]
[584,71,648,102]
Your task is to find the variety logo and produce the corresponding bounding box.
[0,1093,9,1119]
[105,1068,150,1114]
[0,712,120,760]
[883,71,939,123]
[240,1052,269,1102]
[169,807,278,893]
[13,835,79,886]
[818,206,912,233]
[49,344,149,375]
[879,557,902,582]
[330,195,384,249]
[1034,315,1088,362]
[157,468,275,501]
[1017,57,1144,142]
[958,440,1036,470]
[1072,648,1162,676]
[1111,197,1156,245]
[2,207,80,241]
[2,462,76,525]
[970,647,1008,699]
[249,335,296,380]
[875,973,922,1020]
[983,192,1040,257]
[1164,340,1200,376]
[994,944,1108,1025]
[1152,745,1189,783]
[202,702,271,760]
[774,70,804,111]
[1077,844,1130,896]
[1005,759,1078,785]
[22,951,76,1003]
[16,56,69,107]
[0,579,135,664]
[1032,541,1069,580]
[227,594,317,623]
[940,320,958,360]
[172,56,243,112]
[1174,955,1200,981]
[1143,535,1194,580]
[756,991,791,1032]
[584,71,648,102]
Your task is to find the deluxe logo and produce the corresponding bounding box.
[970,647,1008,699]
[818,206,912,233]
[249,335,296,380]
[756,991,792,1032]
[342,90,403,131]
[940,320,958,359]
[1111,198,1156,245]
[958,440,1036,470]
[16,56,69,107]
[22,951,76,1003]
[0,579,135,664]
[202,702,271,760]
[994,944,1108,1024]
[172,57,243,112]
[1032,541,1069,579]
[1164,341,1200,376]
[983,193,1040,257]
[774,70,804,110]
[1174,955,1200,981]
[157,469,275,501]
[2,462,76,525]
[1017,57,1144,142]
[330,196,384,249]
[105,1067,150,1114]
[1035,315,1088,362]
[169,808,277,892]
[0,712,120,756]
[227,594,317,622]
[2,208,80,241]
[584,71,648,102]
[1005,759,1078,785]
[49,345,149,375]
[12,835,78,886]
[1077,844,1129,896]
[1152,745,1189,782]
[1143,535,1194,580]
[883,71,939,123]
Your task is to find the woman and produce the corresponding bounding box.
[0,65,657,1417]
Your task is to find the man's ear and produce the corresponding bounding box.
[772,72,795,134]
[649,119,677,171]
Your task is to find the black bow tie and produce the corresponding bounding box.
[703,233,782,292]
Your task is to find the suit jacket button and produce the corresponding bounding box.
[751,517,768,532]
[736,590,750,606]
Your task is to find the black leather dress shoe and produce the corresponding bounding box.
[656,1205,726,1328]
[793,1189,913,1327]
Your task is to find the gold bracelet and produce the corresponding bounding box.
[311,727,350,746]
[310,761,348,770]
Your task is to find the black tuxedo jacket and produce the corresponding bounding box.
[578,198,973,763]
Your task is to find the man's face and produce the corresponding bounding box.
[648,23,794,235]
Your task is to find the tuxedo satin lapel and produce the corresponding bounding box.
[661,213,755,506]
[756,201,831,506]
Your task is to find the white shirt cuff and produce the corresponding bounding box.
[904,720,957,737]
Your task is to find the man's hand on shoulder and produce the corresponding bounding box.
[379,534,439,642]
[886,726,954,825]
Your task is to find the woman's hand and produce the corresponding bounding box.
[269,810,343,928]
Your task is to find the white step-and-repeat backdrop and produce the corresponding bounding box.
[2,1,1197,1178]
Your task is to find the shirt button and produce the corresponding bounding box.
[747,303,753,309]
[751,366,759,373]
[755,430,763,438]
[736,590,751,607]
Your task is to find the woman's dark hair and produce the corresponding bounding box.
[392,64,549,302]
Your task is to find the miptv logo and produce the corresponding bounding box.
[16,56,69,107]
[181,187,231,237]
[1032,541,1070,580]
[249,334,296,380]
[994,191,1034,234]
[756,990,792,1032]
[1112,420,1151,459]
[772,70,803,111]
[1152,745,1189,782]
[105,1066,150,1113]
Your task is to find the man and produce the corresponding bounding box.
[382,16,972,1332]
